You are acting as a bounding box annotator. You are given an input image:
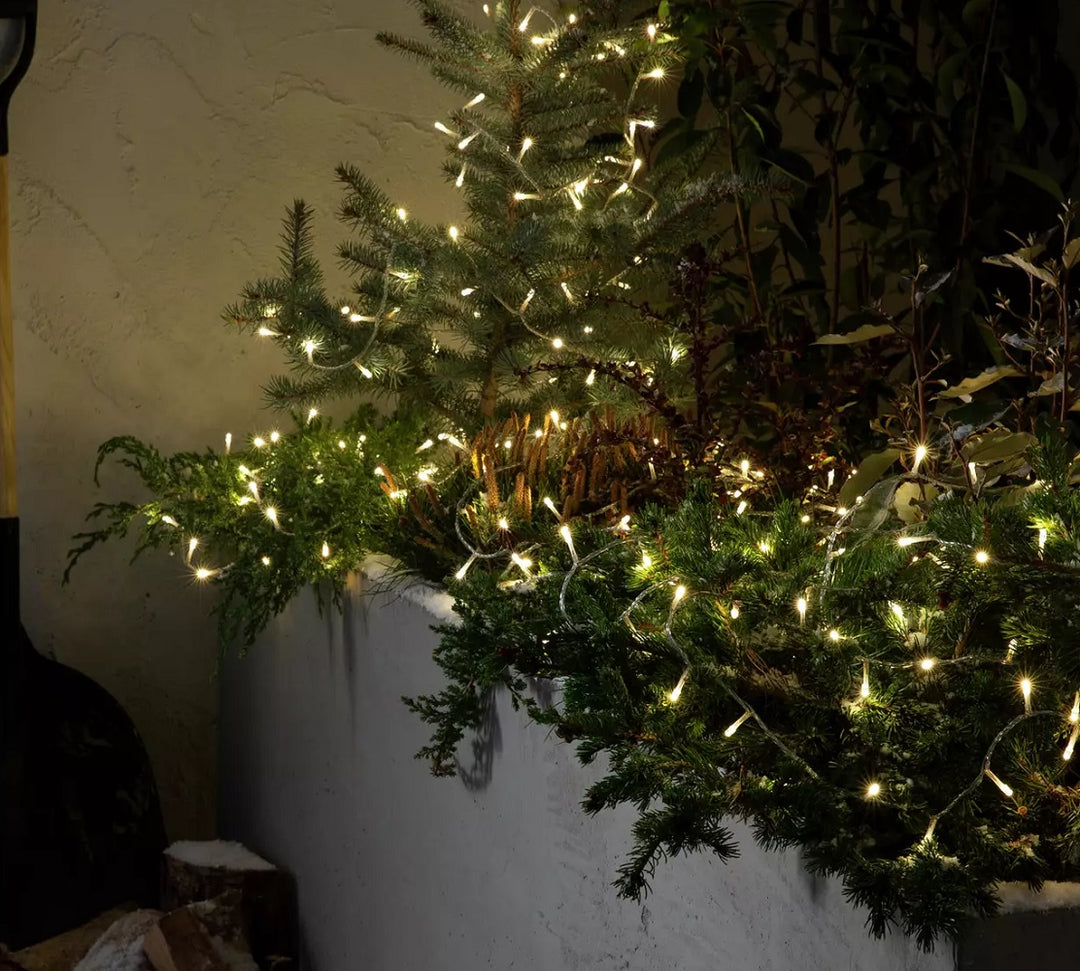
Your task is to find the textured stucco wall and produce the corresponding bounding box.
[12,0,460,838]
[219,578,955,971]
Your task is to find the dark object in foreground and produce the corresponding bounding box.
[1,628,166,948]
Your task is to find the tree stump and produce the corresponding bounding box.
[957,882,1080,969]
[161,843,295,971]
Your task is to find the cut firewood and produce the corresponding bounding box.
[143,909,228,971]
[161,842,295,971]
[10,906,144,971]
[71,910,162,971]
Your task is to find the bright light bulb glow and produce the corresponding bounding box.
[511,552,534,577]
[1071,691,1079,724]
[736,501,748,515]
[1066,725,1080,761]
[985,769,1013,798]
[458,132,479,149]
[551,337,564,349]
[586,369,596,386]
[187,537,198,561]
[518,137,534,160]
[740,459,750,476]
[730,605,741,620]
[543,496,559,516]
[252,437,266,449]
[194,567,214,581]
[919,658,935,671]
[559,524,576,559]
[1021,677,1033,712]
[261,556,271,566]
[396,207,408,222]
[860,660,870,699]
[434,121,456,136]
[668,669,689,703]
[913,444,928,470]
[161,515,179,527]
[647,67,664,79]
[270,431,280,443]
[829,629,841,642]
[448,225,460,240]
[724,711,752,738]
[890,602,905,621]
[897,536,917,548]
[646,23,657,39]
[455,554,477,581]
[307,408,318,423]
[641,553,652,569]
[796,597,807,621]
[1039,527,1048,551]
[257,326,277,337]
[975,550,990,564]
[224,432,232,453]
[264,507,278,524]
[672,585,687,605]
[464,92,486,109]
[321,542,330,559]
[758,540,771,554]
[497,517,509,531]
[866,782,881,799]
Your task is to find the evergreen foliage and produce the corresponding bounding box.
[66,0,1080,948]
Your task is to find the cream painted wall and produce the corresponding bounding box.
[11,0,462,839]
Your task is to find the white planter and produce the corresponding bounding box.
[218,569,954,971]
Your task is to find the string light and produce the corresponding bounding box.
[270,431,280,443]
[646,67,664,79]
[161,515,179,527]
[186,537,198,563]
[194,567,215,581]
[463,92,485,109]
[1070,691,1079,724]
[1038,527,1048,552]
[307,408,318,423]
[455,553,477,581]
[641,552,652,569]
[724,711,752,737]
[321,542,330,559]
[668,668,689,703]
[434,121,457,137]
[265,507,278,525]
[517,136,534,161]
[860,661,870,699]
[396,207,408,222]
[252,437,266,449]
[829,628,841,642]
[224,432,232,454]
[1065,725,1080,761]
[984,769,1013,799]
[912,444,928,470]
[457,132,479,150]
[559,524,577,561]
[672,584,687,605]
[497,517,509,531]
[448,226,460,241]
[974,549,990,565]
[510,552,534,578]
[796,597,807,622]
[1020,677,1032,713]
[919,658,935,672]
[261,556,271,566]
[257,327,276,337]
[736,501,748,515]
[646,23,657,39]
[866,782,882,799]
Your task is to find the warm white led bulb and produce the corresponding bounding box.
[866,782,881,799]
[913,444,928,469]
[264,507,278,524]
[985,769,1013,798]
[919,658,935,671]
[672,585,687,605]
[724,711,752,738]
[321,542,330,559]
[668,669,689,703]
[796,597,807,622]
[729,605,740,620]
[975,549,990,564]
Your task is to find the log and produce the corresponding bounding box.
[161,842,295,971]
[10,906,139,971]
[143,910,228,971]
[71,910,162,971]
